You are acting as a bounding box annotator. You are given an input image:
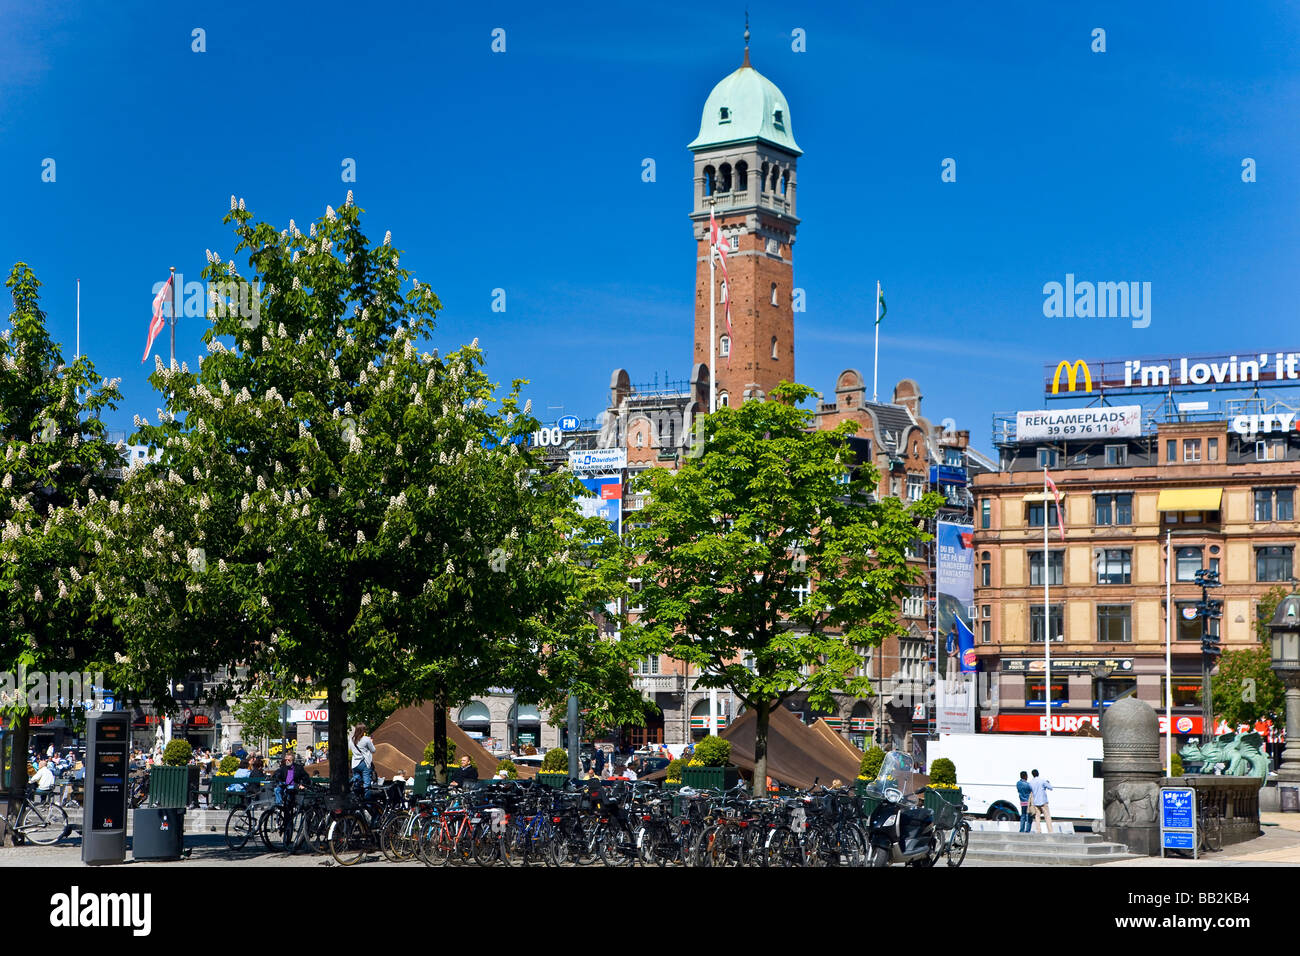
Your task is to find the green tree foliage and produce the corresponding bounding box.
[1212,646,1286,731]
[231,695,289,749]
[622,382,941,794]
[0,263,124,831]
[928,757,957,786]
[691,735,731,767]
[162,739,193,766]
[541,747,568,773]
[859,745,886,780]
[495,758,518,779]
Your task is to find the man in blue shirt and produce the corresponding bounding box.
[1016,771,1033,833]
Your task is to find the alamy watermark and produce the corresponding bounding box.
[1042,273,1151,328]
[153,272,261,328]
[0,669,107,711]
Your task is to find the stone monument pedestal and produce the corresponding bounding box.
[1101,698,1163,856]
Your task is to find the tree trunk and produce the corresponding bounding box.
[753,699,770,797]
[433,691,448,785]
[327,682,347,795]
[4,714,30,844]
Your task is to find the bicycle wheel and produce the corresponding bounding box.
[600,824,637,867]
[946,821,970,868]
[258,805,285,851]
[225,806,254,850]
[764,826,805,867]
[305,805,333,855]
[17,802,68,845]
[802,828,827,868]
[328,814,368,866]
[547,827,571,867]
[472,821,505,867]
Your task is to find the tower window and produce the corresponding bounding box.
[735,160,748,192]
[719,163,732,193]
[770,282,778,305]
[773,109,784,130]
[719,335,730,357]
[770,165,780,192]
[719,107,731,123]
[771,336,778,360]
[719,280,727,304]
[728,234,738,251]
[780,168,789,196]
[719,391,730,407]
[703,165,716,197]
[760,162,768,192]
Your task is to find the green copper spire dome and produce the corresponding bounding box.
[688,60,802,156]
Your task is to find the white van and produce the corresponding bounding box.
[928,733,1104,824]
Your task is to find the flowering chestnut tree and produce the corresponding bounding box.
[96,196,638,787]
[0,264,124,827]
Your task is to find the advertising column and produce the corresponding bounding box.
[82,711,130,865]
[935,521,976,733]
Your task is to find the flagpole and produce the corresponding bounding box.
[1165,530,1173,776]
[75,279,80,360]
[709,200,717,416]
[872,280,881,403]
[1044,466,1051,738]
[169,266,177,367]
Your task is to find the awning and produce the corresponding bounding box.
[1156,488,1222,512]
[1022,492,1062,502]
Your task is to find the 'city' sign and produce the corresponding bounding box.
[1016,406,1141,442]
[1230,412,1297,436]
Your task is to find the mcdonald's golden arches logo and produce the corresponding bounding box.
[1051,359,1092,394]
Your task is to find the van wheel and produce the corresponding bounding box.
[987,805,1017,822]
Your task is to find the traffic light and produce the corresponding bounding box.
[1202,634,1222,657]
[1194,569,1222,589]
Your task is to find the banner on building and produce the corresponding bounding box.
[569,448,626,473]
[576,476,621,535]
[935,673,976,734]
[1016,406,1142,442]
[935,521,974,680]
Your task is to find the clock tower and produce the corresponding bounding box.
[689,30,801,407]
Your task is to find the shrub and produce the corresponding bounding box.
[1170,753,1185,777]
[218,755,240,775]
[858,746,885,781]
[162,739,193,767]
[420,738,458,767]
[541,747,568,773]
[495,759,518,779]
[690,736,731,768]
[665,758,685,783]
[929,757,958,787]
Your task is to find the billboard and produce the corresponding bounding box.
[935,521,974,678]
[576,476,621,534]
[1016,406,1142,442]
[1045,351,1300,397]
[569,448,626,473]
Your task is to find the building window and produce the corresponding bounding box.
[980,552,991,587]
[718,280,727,304]
[1028,550,1064,586]
[1176,546,1202,582]
[1162,676,1202,708]
[1095,676,1137,706]
[735,161,747,192]
[1183,439,1201,462]
[728,234,739,251]
[1175,602,1208,642]
[980,499,991,529]
[1257,546,1294,583]
[906,474,925,501]
[945,448,963,466]
[719,334,730,357]
[703,165,716,197]
[1074,450,1088,465]
[1026,501,1060,528]
[634,654,658,675]
[718,106,731,123]
[1095,493,1132,526]
[1105,445,1128,466]
[902,587,924,618]
[765,237,781,255]
[1037,448,1059,468]
[1029,604,1064,643]
[1166,439,1176,462]
[1208,438,1219,461]
[719,163,732,192]
[628,579,644,613]
[1255,488,1294,522]
[770,283,778,306]
[773,108,785,130]
[792,578,811,606]
[1097,605,1132,643]
[1025,676,1068,706]
[1257,440,1286,462]
[981,621,991,644]
[771,336,778,360]
[1095,548,1132,585]
[718,391,729,407]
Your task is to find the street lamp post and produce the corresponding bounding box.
[1089,663,1114,731]
[1267,593,1300,783]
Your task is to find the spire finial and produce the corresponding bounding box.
[743,11,750,67]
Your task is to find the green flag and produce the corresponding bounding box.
[876,286,886,325]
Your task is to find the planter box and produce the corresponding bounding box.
[924,788,963,826]
[148,765,199,808]
[681,766,739,792]
[855,781,882,819]
[538,772,571,789]
[413,766,440,796]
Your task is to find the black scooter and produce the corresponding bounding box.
[864,787,937,867]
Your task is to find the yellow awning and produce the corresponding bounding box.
[1156,488,1222,512]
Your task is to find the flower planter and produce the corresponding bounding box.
[148,765,199,808]
[855,781,882,819]
[538,772,571,789]
[924,787,964,826]
[681,766,739,792]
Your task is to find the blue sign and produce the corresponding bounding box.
[558,416,579,431]
[1161,788,1195,829]
[1162,830,1195,850]
[929,465,967,487]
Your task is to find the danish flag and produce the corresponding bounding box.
[1044,469,1066,541]
[142,275,173,363]
[709,208,733,365]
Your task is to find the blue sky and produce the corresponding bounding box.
[3,1,1297,451]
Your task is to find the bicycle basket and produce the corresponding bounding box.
[933,800,960,830]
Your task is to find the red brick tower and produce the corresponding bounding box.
[689,37,801,407]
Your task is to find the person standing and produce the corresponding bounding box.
[1016,771,1033,833]
[1030,769,1053,832]
[349,723,375,791]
